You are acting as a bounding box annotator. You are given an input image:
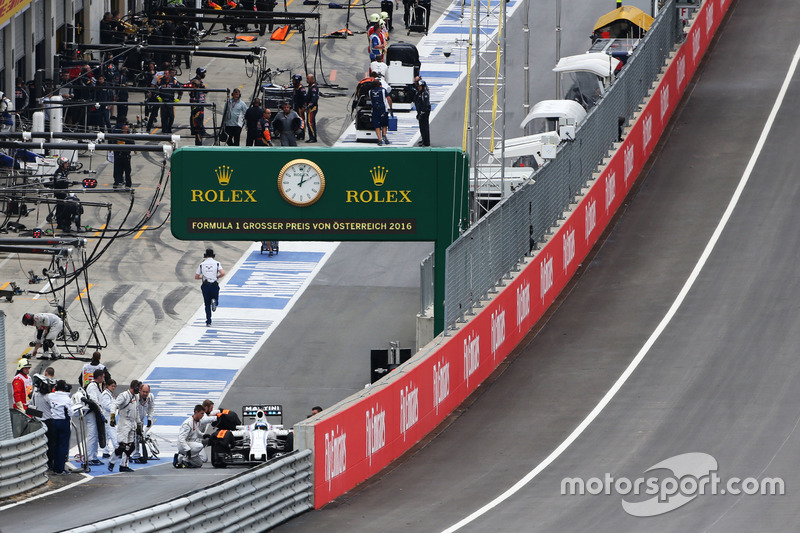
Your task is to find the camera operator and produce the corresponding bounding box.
[108,380,140,473]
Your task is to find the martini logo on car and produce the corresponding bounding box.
[516,281,530,331]
[433,359,450,415]
[540,255,553,301]
[463,332,480,385]
[400,384,419,440]
[324,426,347,489]
[624,144,635,184]
[563,228,575,273]
[365,405,386,465]
[491,306,506,360]
[585,199,597,242]
[605,171,616,213]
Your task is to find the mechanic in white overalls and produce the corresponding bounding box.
[22,312,63,359]
[108,380,141,473]
[131,383,155,462]
[84,368,106,466]
[175,404,208,468]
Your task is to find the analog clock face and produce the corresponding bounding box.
[277,159,326,207]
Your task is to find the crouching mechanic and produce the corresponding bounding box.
[108,380,141,473]
[22,312,64,359]
[174,405,208,468]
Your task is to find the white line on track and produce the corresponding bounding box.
[0,473,92,513]
[441,39,800,533]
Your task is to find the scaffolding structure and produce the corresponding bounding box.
[465,0,508,221]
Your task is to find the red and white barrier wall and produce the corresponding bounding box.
[300,0,733,508]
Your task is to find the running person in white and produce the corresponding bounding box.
[195,248,225,326]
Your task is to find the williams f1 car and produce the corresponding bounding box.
[210,404,294,468]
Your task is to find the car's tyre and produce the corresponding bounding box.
[211,445,227,468]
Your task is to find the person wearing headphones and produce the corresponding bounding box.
[189,67,208,146]
[195,248,226,326]
[22,312,64,359]
[45,157,72,230]
[304,74,319,143]
[413,77,431,146]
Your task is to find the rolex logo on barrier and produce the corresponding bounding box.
[215,165,233,186]
[370,166,388,187]
[346,166,411,203]
[190,165,257,203]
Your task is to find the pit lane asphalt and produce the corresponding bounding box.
[0,4,438,527]
[275,1,800,532]
[2,0,657,529]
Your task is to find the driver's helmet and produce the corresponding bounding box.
[57,156,69,168]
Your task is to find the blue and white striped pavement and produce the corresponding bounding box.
[336,0,522,147]
[144,241,338,449]
[85,242,338,475]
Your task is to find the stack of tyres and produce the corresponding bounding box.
[210,429,237,468]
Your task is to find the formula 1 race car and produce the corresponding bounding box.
[210,404,294,468]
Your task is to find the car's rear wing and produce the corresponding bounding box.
[242,404,284,425]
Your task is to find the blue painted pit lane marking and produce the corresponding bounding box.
[83,457,171,477]
[432,26,495,35]
[419,70,462,78]
[224,251,327,309]
[120,242,338,471]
